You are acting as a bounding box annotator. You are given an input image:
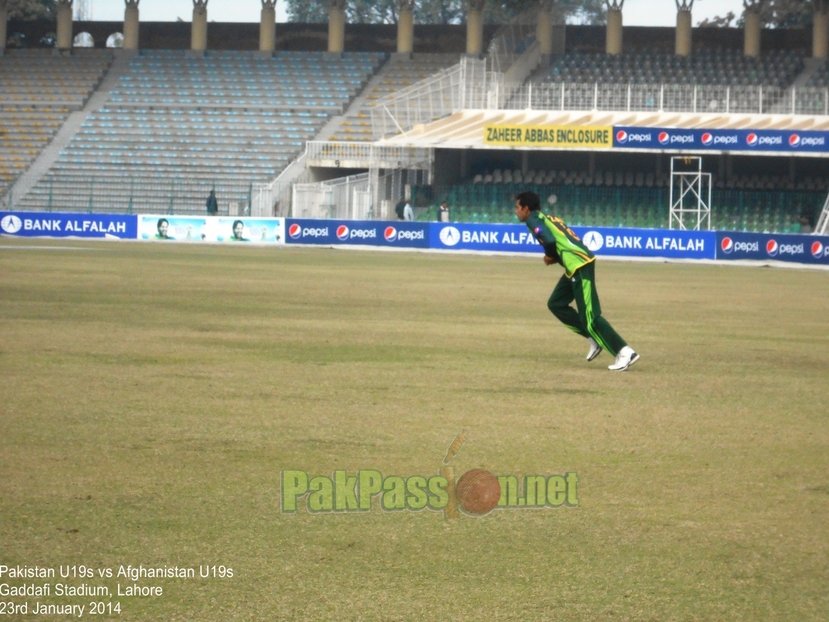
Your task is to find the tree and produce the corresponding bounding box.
[698,0,815,28]
[7,0,56,20]
[285,0,606,25]
[556,0,606,24]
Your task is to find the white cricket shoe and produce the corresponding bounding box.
[586,337,603,361]
[608,346,640,371]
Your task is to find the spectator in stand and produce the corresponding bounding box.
[438,201,450,222]
[206,189,218,215]
[396,197,414,221]
[798,206,815,233]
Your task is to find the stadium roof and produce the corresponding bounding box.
[377,109,829,156]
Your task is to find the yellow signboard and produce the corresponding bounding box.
[483,125,613,149]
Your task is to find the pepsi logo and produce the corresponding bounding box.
[616,130,628,144]
[746,133,758,147]
[766,239,779,257]
[701,133,713,146]
[288,223,302,239]
[812,241,825,259]
[789,134,801,148]
[336,224,350,241]
[384,226,397,242]
[721,237,733,254]
[658,132,669,145]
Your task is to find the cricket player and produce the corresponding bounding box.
[515,191,639,371]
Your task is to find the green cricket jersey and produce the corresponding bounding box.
[526,211,595,278]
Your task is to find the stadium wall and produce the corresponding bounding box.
[4,20,499,53]
[2,211,828,267]
[4,21,808,54]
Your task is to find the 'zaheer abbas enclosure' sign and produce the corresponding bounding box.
[484,125,613,149]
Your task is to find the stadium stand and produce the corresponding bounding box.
[0,49,112,200]
[14,50,384,213]
[536,49,803,87]
[1,19,824,233]
[414,171,824,233]
[328,53,460,142]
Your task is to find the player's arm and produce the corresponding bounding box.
[534,222,560,264]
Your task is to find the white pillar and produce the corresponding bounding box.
[124,0,140,51]
[397,0,414,54]
[605,2,623,56]
[328,0,346,53]
[744,6,761,57]
[466,0,485,56]
[56,0,74,51]
[260,0,276,52]
[191,0,208,52]
[675,3,692,56]
[814,8,829,59]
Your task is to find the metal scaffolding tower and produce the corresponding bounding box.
[815,192,829,235]
[669,156,712,231]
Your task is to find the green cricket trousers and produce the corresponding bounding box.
[547,261,628,357]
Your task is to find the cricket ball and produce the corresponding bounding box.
[455,469,501,516]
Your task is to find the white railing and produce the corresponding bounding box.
[305,141,433,168]
[292,173,371,220]
[370,57,488,139]
[251,151,310,218]
[502,82,829,115]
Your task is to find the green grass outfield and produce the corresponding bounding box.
[1,239,828,621]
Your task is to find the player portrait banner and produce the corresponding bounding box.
[0,211,137,239]
[613,127,829,153]
[138,216,284,244]
[484,125,613,149]
[285,219,429,248]
[717,231,829,265]
[429,223,716,260]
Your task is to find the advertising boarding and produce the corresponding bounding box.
[0,211,137,239]
[137,216,284,243]
[429,222,716,260]
[614,127,829,154]
[285,219,429,249]
[717,231,829,265]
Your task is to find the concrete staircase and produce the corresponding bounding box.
[793,58,826,88]
[324,53,460,142]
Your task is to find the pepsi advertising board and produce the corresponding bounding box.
[429,222,716,260]
[613,127,829,153]
[285,219,429,249]
[717,231,829,265]
[0,211,137,239]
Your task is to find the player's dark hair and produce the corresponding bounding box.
[157,218,168,227]
[516,191,541,211]
[232,220,244,229]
